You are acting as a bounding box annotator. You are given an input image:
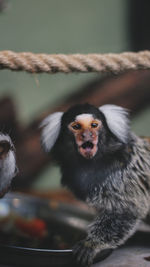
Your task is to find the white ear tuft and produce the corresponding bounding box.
[99,104,130,143]
[41,112,63,152]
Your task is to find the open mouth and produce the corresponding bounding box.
[79,141,97,159]
[81,141,94,150]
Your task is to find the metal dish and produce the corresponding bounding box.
[0,193,112,266]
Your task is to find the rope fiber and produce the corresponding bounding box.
[0,50,150,74]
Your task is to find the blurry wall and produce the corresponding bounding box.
[0,0,128,123]
[0,0,149,190]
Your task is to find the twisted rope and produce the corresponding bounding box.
[0,50,150,74]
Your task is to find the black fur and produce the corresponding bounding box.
[52,104,130,200]
[42,103,150,266]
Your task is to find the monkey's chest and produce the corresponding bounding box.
[62,167,106,201]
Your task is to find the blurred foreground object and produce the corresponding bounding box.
[0,133,17,197]
[0,192,149,267]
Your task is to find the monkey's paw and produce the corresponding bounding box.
[73,239,97,267]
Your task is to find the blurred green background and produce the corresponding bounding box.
[0,0,129,123]
[0,0,149,190]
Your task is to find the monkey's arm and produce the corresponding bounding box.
[73,209,139,266]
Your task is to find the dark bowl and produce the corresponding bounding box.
[0,245,112,267]
[0,193,112,266]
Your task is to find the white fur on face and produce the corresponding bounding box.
[76,114,93,121]
[75,114,94,126]
[41,112,63,152]
[0,134,16,193]
[0,150,16,192]
[0,134,12,144]
[99,104,130,143]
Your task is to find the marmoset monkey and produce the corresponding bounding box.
[41,103,150,266]
[0,134,17,197]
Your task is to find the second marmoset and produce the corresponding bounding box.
[41,103,150,267]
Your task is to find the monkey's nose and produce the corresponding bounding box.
[81,131,93,140]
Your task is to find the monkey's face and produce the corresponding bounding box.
[41,103,130,161]
[68,114,102,159]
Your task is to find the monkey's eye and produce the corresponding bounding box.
[72,123,81,130]
[91,122,99,128]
